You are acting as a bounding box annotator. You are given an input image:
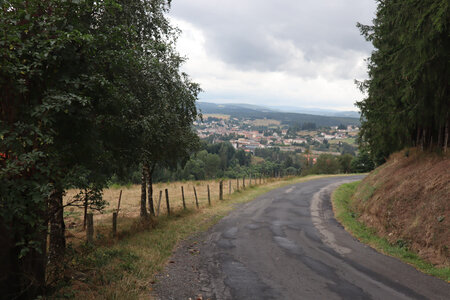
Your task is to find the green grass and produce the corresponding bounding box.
[56,175,350,299]
[329,137,356,145]
[332,182,450,282]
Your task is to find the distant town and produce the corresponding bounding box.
[195,114,359,156]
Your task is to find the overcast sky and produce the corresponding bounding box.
[168,0,377,111]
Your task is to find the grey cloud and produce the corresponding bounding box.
[170,0,376,79]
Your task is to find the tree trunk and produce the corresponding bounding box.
[140,166,148,218]
[83,189,88,230]
[415,127,421,147]
[421,128,426,150]
[437,125,442,149]
[444,118,449,153]
[49,188,66,280]
[146,163,155,216]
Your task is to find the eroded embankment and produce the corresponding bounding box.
[352,149,449,266]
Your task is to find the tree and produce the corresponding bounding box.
[356,0,449,162]
[302,122,316,130]
[235,149,251,166]
[310,154,341,174]
[350,150,375,173]
[338,154,354,173]
[0,0,197,297]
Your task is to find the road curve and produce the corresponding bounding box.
[154,176,450,300]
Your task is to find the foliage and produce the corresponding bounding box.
[350,150,375,173]
[0,0,199,297]
[356,0,449,162]
[309,154,341,174]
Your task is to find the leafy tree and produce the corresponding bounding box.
[0,0,198,297]
[310,154,341,174]
[235,149,251,166]
[338,154,354,173]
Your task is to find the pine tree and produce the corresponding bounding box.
[356,0,449,163]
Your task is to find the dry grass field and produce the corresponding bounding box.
[202,113,230,120]
[297,130,318,136]
[63,177,263,245]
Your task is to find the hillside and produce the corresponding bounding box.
[352,149,449,266]
[197,102,360,127]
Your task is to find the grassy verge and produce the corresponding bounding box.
[332,182,450,282]
[55,175,346,299]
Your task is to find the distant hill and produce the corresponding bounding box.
[268,105,360,118]
[197,102,360,127]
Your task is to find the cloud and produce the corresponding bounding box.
[169,0,376,110]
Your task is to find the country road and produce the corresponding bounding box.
[153,176,450,300]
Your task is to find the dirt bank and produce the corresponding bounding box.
[352,148,449,266]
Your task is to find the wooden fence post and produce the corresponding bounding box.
[112,212,117,237]
[193,186,199,209]
[86,213,94,244]
[219,181,223,200]
[243,176,246,188]
[229,180,231,195]
[116,190,122,214]
[249,174,252,185]
[165,189,170,216]
[156,190,162,216]
[181,186,186,210]
[236,178,239,191]
[207,185,211,206]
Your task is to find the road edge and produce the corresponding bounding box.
[331,182,450,282]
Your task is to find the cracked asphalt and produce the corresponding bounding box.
[153,175,450,299]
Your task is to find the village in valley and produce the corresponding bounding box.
[195,114,360,156]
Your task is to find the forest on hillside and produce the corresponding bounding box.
[197,102,361,127]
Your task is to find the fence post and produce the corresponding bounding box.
[86,213,94,244]
[193,186,199,209]
[181,186,186,210]
[219,181,223,200]
[112,212,117,237]
[117,190,122,214]
[236,178,239,191]
[165,189,170,216]
[156,190,162,216]
[243,176,246,188]
[207,184,211,206]
[229,180,231,195]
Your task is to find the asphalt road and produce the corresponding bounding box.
[154,176,450,300]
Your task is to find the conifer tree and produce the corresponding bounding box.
[356,0,449,163]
